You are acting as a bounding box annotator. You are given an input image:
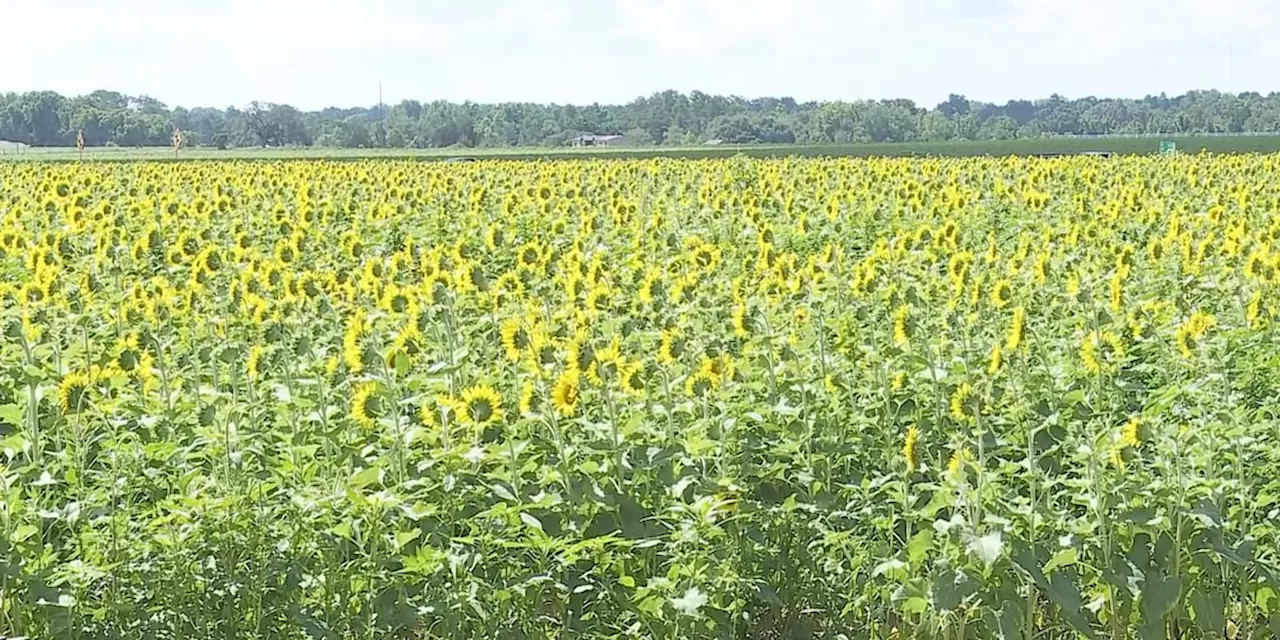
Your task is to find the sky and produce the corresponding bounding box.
[2,0,1277,110]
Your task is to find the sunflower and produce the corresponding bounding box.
[685,369,718,397]
[246,345,267,381]
[1246,290,1264,328]
[418,399,438,428]
[114,333,143,375]
[518,380,540,415]
[987,343,1003,375]
[498,317,531,362]
[551,368,580,416]
[58,370,94,413]
[1119,417,1141,449]
[949,382,975,423]
[585,285,612,313]
[516,242,544,271]
[638,269,666,306]
[902,425,920,473]
[947,446,971,477]
[1174,311,1215,358]
[588,339,624,386]
[351,383,382,430]
[460,384,504,427]
[619,361,645,396]
[658,327,686,365]
[731,303,753,338]
[892,305,911,347]
[1109,272,1124,313]
[1081,330,1125,374]
[989,279,1012,309]
[342,311,367,373]
[380,284,413,315]
[1005,306,1026,351]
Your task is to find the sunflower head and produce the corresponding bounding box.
[990,279,1013,309]
[518,380,541,416]
[551,368,581,416]
[461,384,504,427]
[351,383,383,430]
[1081,330,1125,374]
[59,370,95,414]
[949,382,975,423]
[902,425,920,474]
[658,327,685,365]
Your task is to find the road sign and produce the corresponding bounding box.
[1159,141,1177,156]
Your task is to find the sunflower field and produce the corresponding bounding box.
[1,156,1280,639]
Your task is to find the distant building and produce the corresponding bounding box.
[704,139,725,146]
[0,140,29,154]
[568,134,625,147]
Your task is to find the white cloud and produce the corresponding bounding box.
[1,0,1277,109]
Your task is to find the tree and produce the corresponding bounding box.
[980,116,1018,140]
[937,94,971,118]
[6,87,1280,150]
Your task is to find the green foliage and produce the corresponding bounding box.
[7,88,1280,150]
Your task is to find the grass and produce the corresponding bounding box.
[5,134,1280,163]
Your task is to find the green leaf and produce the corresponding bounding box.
[349,466,382,489]
[1043,547,1079,575]
[1015,545,1097,640]
[873,559,909,580]
[393,529,421,551]
[1137,572,1183,640]
[1190,590,1224,636]
[10,523,38,544]
[0,403,22,426]
[619,575,635,589]
[907,529,933,566]
[995,598,1025,640]
[930,567,977,613]
[520,512,544,533]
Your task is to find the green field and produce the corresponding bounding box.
[5,134,1280,162]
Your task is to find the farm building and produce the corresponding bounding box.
[568,134,625,147]
[0,140,29,155]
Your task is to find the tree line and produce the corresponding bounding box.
[4,88,1280,149]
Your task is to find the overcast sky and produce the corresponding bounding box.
[2,0,1275,110]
